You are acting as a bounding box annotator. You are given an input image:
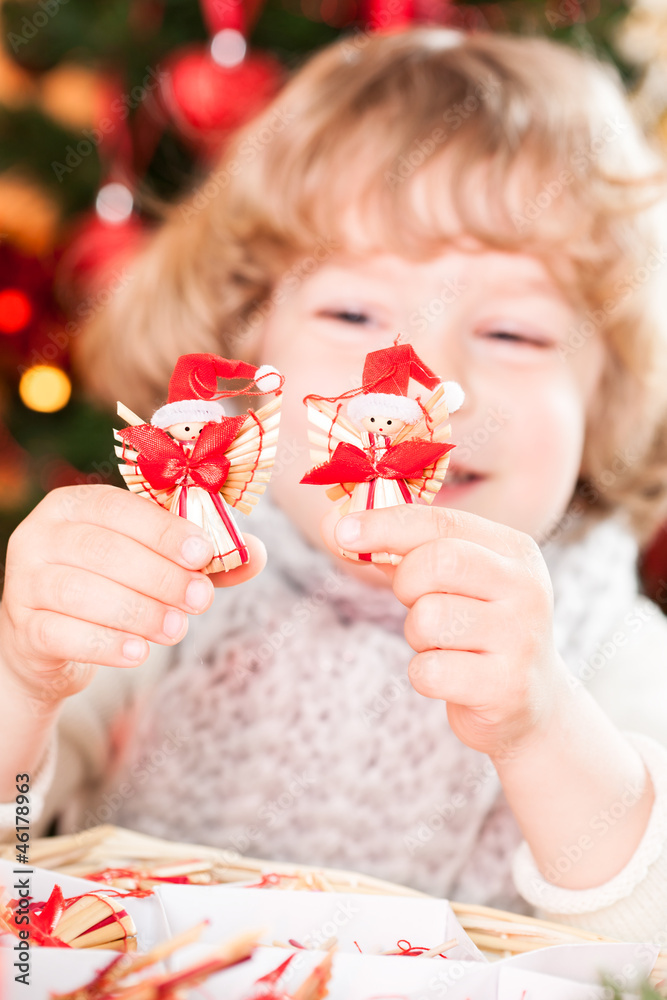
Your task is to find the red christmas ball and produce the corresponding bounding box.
[56,212,146,299]
[159,45,283,155]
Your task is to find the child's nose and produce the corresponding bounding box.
[416,346,469,415]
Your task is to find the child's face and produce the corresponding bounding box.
[258,245,605,554]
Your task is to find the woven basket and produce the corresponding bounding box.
[3,824,665,992]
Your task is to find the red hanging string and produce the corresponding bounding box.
[200,0,245,35]
[391,939,450,958]
[199,0,272,37]
[303,365,400,408]
[96,74,137,189]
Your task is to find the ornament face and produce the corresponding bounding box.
[359,414,407,437]
[167,421,208,441]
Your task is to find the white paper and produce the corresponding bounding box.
[156,940,659,1000]
[155,883,483,961]
[6,946,122,1000]
[498,966,639,1000]
[437,943,659,1000]
[0,934,656,1000]
[170,942,481,1000]
[501,942,658,986]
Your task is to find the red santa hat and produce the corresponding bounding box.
[151,353,282,429]
[346,344,464,425]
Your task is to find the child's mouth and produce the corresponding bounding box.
[434,467,485,501]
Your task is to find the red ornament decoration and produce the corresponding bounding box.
[0,245,66,377]
[1,884,137,951]
[301,438,454,486]
[142,0,282,159]
[365,0,414,33]
[158,46,282,155]
[57,213,146,300]
[115,352,284,573]
[55,73,146,300]
[200,0,246,36]
[0,288,32,334]
[119,419,245,493]
[301,343,463,564]
[364,0,466,34]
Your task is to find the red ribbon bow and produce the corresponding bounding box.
[300,440,454,486]
[119,417,246,492]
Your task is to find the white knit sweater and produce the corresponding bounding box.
[4,497,667,942]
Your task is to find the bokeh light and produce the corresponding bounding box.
[95,183,134,225]
[19,365,72,413]
[0,289,32,334]
[211,29,247,68]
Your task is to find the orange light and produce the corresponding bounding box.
[0,288,32,334]
[19,365,71,413]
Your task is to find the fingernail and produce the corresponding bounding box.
[122,638,146,663]
[185,577,212,612]
[163,609,186,639]
[181,534,212,567]
[336,516,361,545]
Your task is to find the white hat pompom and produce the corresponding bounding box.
[255,365,282,392]
[441,381,464,414]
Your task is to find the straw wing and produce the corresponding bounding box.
[305,398,364,501]
[219,396,282,515]
[396,385,455,503]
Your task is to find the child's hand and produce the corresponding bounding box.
[0,485,267,705]
[329,505,567,759]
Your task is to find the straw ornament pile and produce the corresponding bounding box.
[2,826,665,994]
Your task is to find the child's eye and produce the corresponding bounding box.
[484,329,551,349]
[319,309,371,325]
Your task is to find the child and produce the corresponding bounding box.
[2,27,667,943]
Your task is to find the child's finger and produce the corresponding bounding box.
[30,565,190,646]
[208,534,267,587]
[47,485,215,570]
[408,648,497,705]
[333,504,536,560]
[43,521,214,615]
[21,610,151,669]
[393,538,511,608]
[404,593,497,654]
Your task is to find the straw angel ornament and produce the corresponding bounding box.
[301,343,464,564]
[114,353,283,572]
[0,884,137,952]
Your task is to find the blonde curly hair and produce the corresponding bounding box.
[75,26,667,543]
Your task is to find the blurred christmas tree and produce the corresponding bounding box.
[0,0,655,579]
